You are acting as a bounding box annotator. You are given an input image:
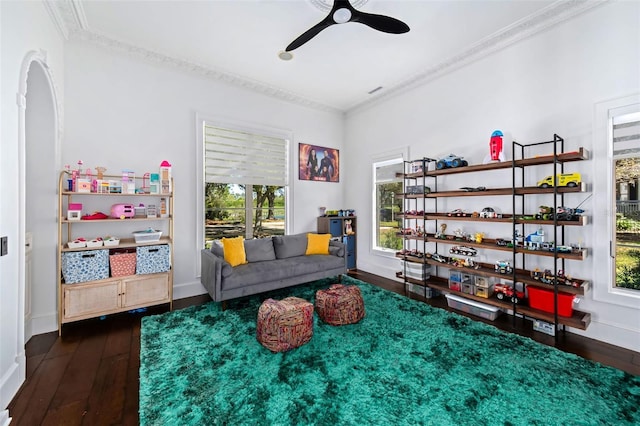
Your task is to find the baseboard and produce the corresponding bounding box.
[0,357,24,415]
[355,260,401,283]
[569,319,640,353]
[173,280,207,301]
[30,312,57,336]
[0,410,10,426]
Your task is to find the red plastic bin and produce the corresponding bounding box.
[527,285,575,317]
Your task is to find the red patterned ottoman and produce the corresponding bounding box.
[315,284,365,326]
[256,297,314,352]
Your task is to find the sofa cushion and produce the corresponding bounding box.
[305,233,331,255]
[273,233,308,259]
[221,236,247,267]
[211,240,224,258]
[244,238,276,262]
[222,255,345,290]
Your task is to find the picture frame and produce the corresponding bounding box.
[299,143,340,182]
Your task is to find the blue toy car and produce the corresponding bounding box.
[436,154,468,169]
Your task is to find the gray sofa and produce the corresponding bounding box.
[200,233,347,302]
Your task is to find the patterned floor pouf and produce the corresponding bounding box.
[315,284,365,326]
[256,297,314,352]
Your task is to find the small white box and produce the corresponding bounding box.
[533,319,558,336]
[104,238,120,247]
[67,240,87,249]
[86,239,104,248]
[67,210,82,221]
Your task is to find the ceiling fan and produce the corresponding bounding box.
[285,0,410,52]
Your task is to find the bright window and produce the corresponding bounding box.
[613,111,640,290]
[593,95,640,306]
[201,122,289,249]
[373,157,404,252]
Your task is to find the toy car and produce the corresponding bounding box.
[494,283,525,304]
[430,253,449,263]
[479,207,501,218]
[447,209,469,217]
[449,246,478,256]
[436,154,468,169]
[495,260,513,274]
[537,172,581,188]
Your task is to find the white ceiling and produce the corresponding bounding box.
[50,0,602,113]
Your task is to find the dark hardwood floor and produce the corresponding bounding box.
[8,270,640,425]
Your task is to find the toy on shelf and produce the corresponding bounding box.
[483,130,506,164]
[537,172,581,188]
[111,204,135,219]
[524,227,545,250]
[494,283,525,304]
[449,246,478,257]
[447,209,470,217]
[67,203,82,221]
[121,170,136,194]
[495,260,513,274]
[436,154,468,170]
[479,207,501,218]
[160,160,172,195]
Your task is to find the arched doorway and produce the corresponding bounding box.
[19,52,61,344]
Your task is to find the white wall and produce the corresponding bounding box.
[0,0,65,414]
[344,1,640,351]
[62,41,345,302]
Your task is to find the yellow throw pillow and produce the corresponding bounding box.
[306,233,331,255]
[221,236,248,267]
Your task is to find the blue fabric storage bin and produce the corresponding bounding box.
[61,249,109,284]
[136,244,171,274]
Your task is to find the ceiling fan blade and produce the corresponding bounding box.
[286,17,335,52]
[351,11,410,34]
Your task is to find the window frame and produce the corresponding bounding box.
[196,114,292,276]
[592,94,640,308]
[371,148,408,256]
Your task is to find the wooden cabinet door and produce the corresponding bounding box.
[63,279,120,321]
[121,273,170,309]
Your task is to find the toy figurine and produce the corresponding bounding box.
[483,130,506,164]
[436,223,447,239]
[96,166,106,180]
[475,232,484,244]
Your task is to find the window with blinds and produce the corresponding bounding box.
[204,125,288,186]
[613,111,640,290]
[203,123,288,243]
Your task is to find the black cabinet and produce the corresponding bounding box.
[318,216,356,269]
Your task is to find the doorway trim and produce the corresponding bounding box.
[14,47,62,381]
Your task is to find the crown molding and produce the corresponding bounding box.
[346,0,609,115]
[42,0,69,40]
[70,30,342,114]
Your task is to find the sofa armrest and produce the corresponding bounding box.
[329,240,346,257]
[201,249,229,301]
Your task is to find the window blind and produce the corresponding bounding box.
[613,112,640,158]
[204,124,288,186]
[375,160,404,183]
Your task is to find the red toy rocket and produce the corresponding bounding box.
[484,130,506,163]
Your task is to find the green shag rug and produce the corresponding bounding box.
[140,275,640,425]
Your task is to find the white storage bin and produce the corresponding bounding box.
[400,260,431,280]
[445,294,502,321]
[132,229,162,243]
